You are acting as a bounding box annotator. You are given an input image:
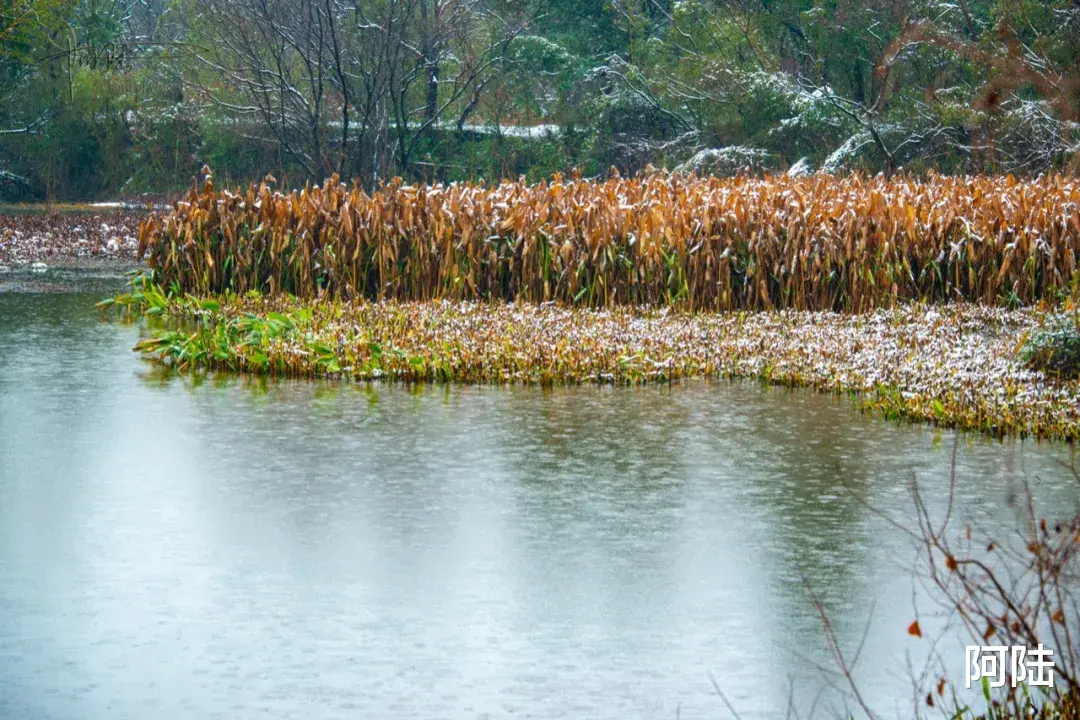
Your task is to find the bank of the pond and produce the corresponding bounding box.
[116,292,1080,441]
[0,210,144,267]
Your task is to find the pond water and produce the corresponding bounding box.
[1,286,1078,719]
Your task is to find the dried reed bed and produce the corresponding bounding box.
[130,296,1080,440]
[139,171,1080,310]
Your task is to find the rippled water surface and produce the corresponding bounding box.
[1,289,1078,719]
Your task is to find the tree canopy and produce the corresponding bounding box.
[1,0,1078,199]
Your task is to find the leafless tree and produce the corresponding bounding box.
[182,0,525,183]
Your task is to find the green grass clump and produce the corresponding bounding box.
[1020,312,1080,380]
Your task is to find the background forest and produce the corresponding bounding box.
[1,0,1079,200]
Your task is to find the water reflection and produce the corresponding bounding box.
[1,293,1078,719]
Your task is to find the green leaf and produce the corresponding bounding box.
[311,342,335,359]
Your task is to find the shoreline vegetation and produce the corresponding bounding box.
[102,170,1080,441]
[107,287,1080,442]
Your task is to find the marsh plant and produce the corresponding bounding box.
[137,170,1080,311]
[1021,313,1080,380]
